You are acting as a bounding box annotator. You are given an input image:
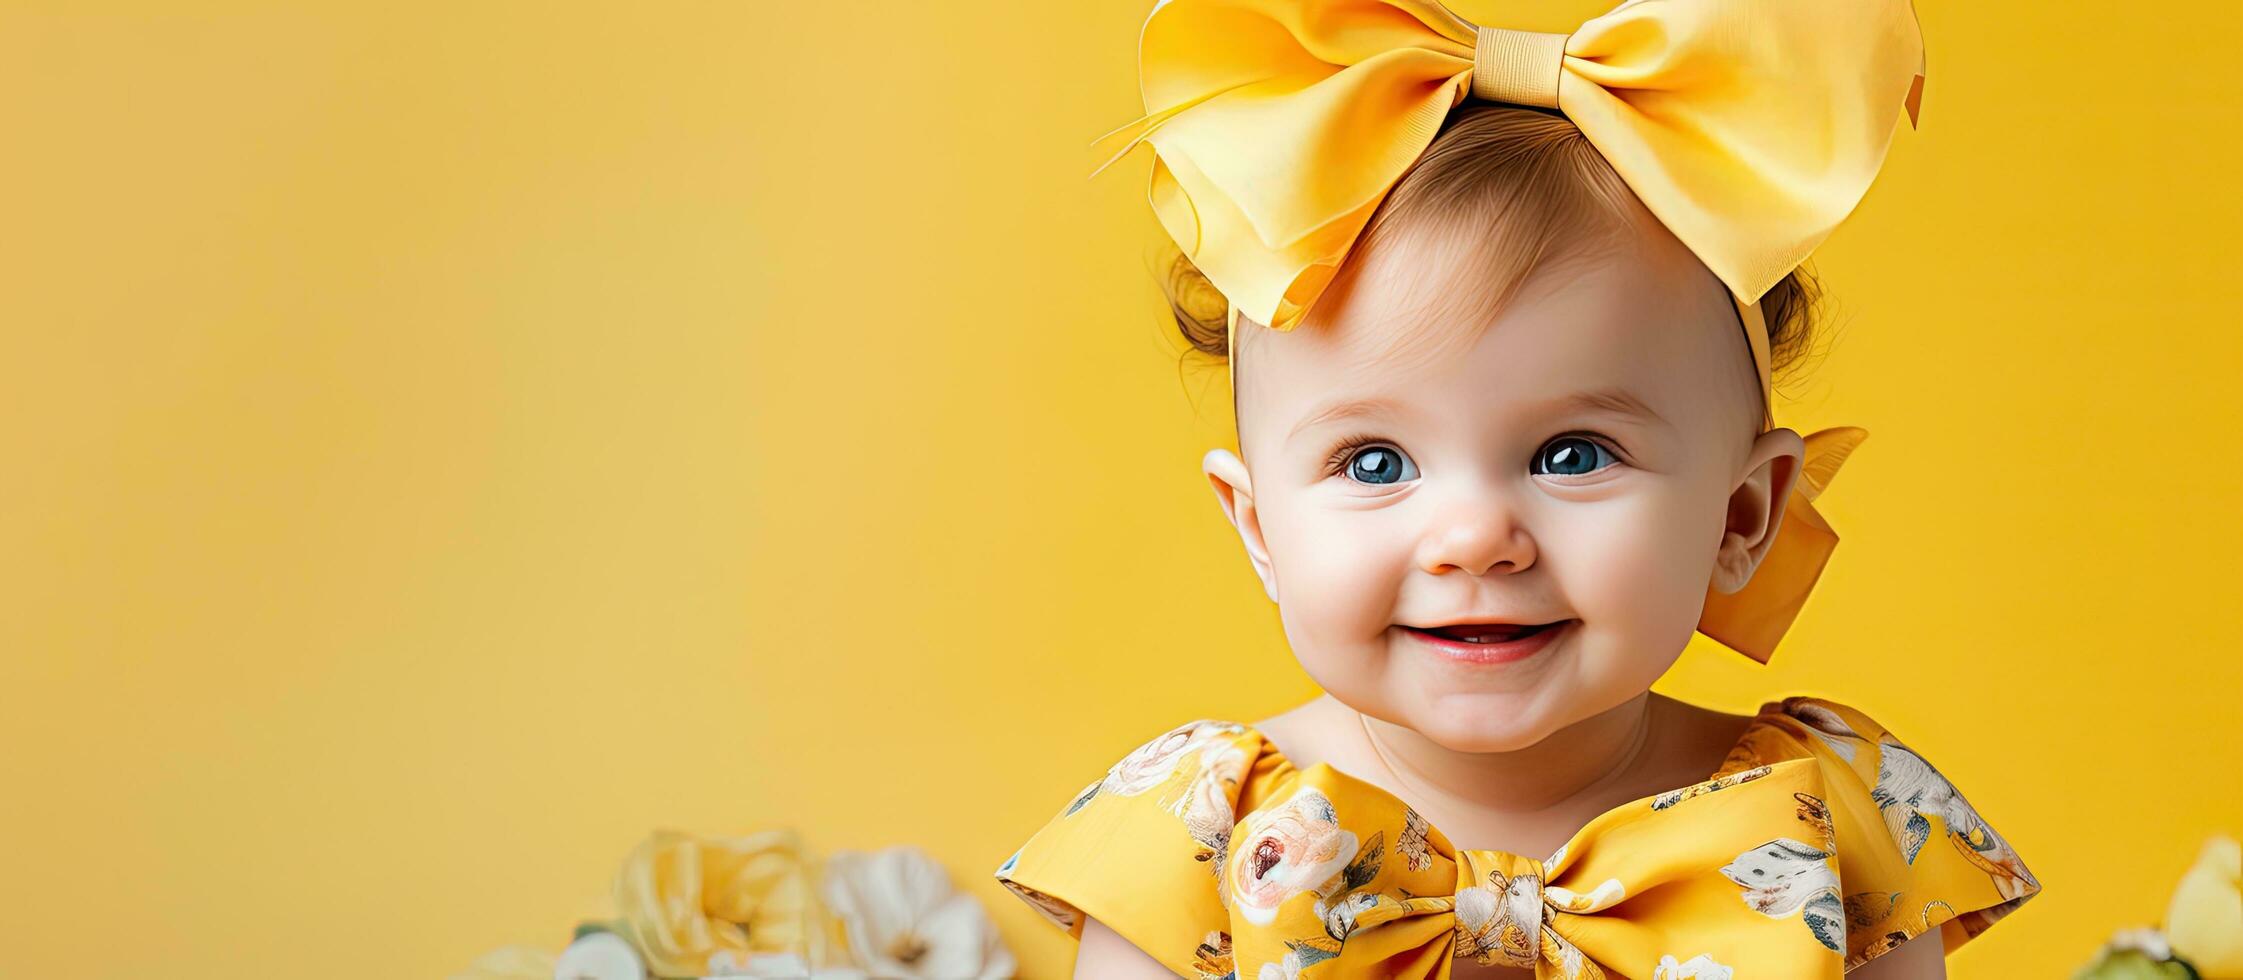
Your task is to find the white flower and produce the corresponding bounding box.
[1543,840,1569,871]
[1652,952,1734,979]
[1226,786,1360,927]
[1108,720,1231,796]
[554,932,645,980]
[820,846,1016,979]
[1255,949,1305,980]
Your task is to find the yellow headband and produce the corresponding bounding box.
[1102,0,1921,663]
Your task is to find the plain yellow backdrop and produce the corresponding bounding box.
[1,1,2236,977]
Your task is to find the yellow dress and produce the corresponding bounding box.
[993,696,2040,979]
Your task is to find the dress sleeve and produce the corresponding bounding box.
[1770,696,2044,973]
[993,719,1261,978]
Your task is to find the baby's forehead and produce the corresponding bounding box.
[1234,233,1758,451]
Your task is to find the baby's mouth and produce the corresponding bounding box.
[1404,620,1571,644]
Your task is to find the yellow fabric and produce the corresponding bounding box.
[1096,0,1928,664]
[995,696,2041,979]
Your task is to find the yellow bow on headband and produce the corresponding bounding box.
[1089,0,1924,663]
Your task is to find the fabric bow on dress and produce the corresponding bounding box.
[1088,0,1927,663]
[997,706,2045,979]
[1242,757,1846,979]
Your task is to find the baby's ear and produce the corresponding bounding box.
[1203,449,1278,603]
[1711,428,1808,594]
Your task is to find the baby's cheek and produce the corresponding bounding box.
[1261,502,1411,647]
[1549,498,1714,647]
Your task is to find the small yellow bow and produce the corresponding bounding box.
[1090,0,1926,663]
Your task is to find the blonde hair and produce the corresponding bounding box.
[1161,103,1825,385]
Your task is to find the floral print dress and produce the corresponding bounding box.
[994,696,2039,979]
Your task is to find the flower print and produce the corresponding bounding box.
[1843,889,1903,930]
[1793,792,1837,853]
[1108,719,1240,796]
[1397,807,1433,871]
[1871,738,2039,899]
[1853,926,1921,965]
[1779,698,1866,763]
[1454,868,1540,966]
[1257,948,1302,980]
[1061,776,1103,817]
[994,837,1085,934]
[1310,831,1384,941]
[1544,839,1570,872]
[1650,765,1773,811]
[1256,939,1340,980]
[995,875,1081,933]
[1316,891,1382,943]
[1172,739,1249,889]
[1720,838,1846,954]
[1227,786,1361,926]
[1781,699,2042,909]
[1652,952,1734,979]
[1190,929,1236,980]
[1066,720,1246,819]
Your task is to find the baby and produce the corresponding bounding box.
[997,2,2037,977]
[1197,103,1813,867]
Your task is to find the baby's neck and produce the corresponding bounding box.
[1259,692,1753,857]
[1363,691,1657,815]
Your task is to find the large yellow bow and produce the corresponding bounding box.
[1229,756,1846,978]
[1089,0,1925,663]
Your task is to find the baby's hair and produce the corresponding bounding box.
[1160,103,1826,388]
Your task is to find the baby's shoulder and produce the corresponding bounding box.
[1080,716,1273,804]
[990,714,1292,972]
[1728,693,1929,770]
[1733,693,2044,971]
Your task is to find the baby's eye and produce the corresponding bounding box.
[1341,444,1419,486]
[1533,436,1618,477]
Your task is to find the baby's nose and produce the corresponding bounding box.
[1414,496,1535,577]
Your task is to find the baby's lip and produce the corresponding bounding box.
[1403,616,1572,630]
[1400,619,1575,643]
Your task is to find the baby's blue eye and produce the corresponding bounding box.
[1344,444,1418,485]
[1534,437,1616,477]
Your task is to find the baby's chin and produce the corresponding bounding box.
[1392,689,1581,754]
[1335,629,1621,753]
[1314,670,1586,754]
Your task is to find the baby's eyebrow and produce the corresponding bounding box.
[1287,396,1412,444]
[1548,387,1669,427]
[1286,388,1666,445]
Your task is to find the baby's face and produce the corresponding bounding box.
[1204,216,1805,753]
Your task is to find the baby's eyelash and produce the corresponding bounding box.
[1322,433,1383,476]
[1552,432,1628,461]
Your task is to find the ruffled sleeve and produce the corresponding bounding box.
[1749,696,2044,972]
[993,719,1274,978]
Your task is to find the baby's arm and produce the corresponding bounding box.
[1074,915,1185,979]
[1846,932,1946,978]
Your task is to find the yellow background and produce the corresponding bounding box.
[1,1,2235,977]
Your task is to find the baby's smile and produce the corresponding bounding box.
[1395,619,1577,666]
